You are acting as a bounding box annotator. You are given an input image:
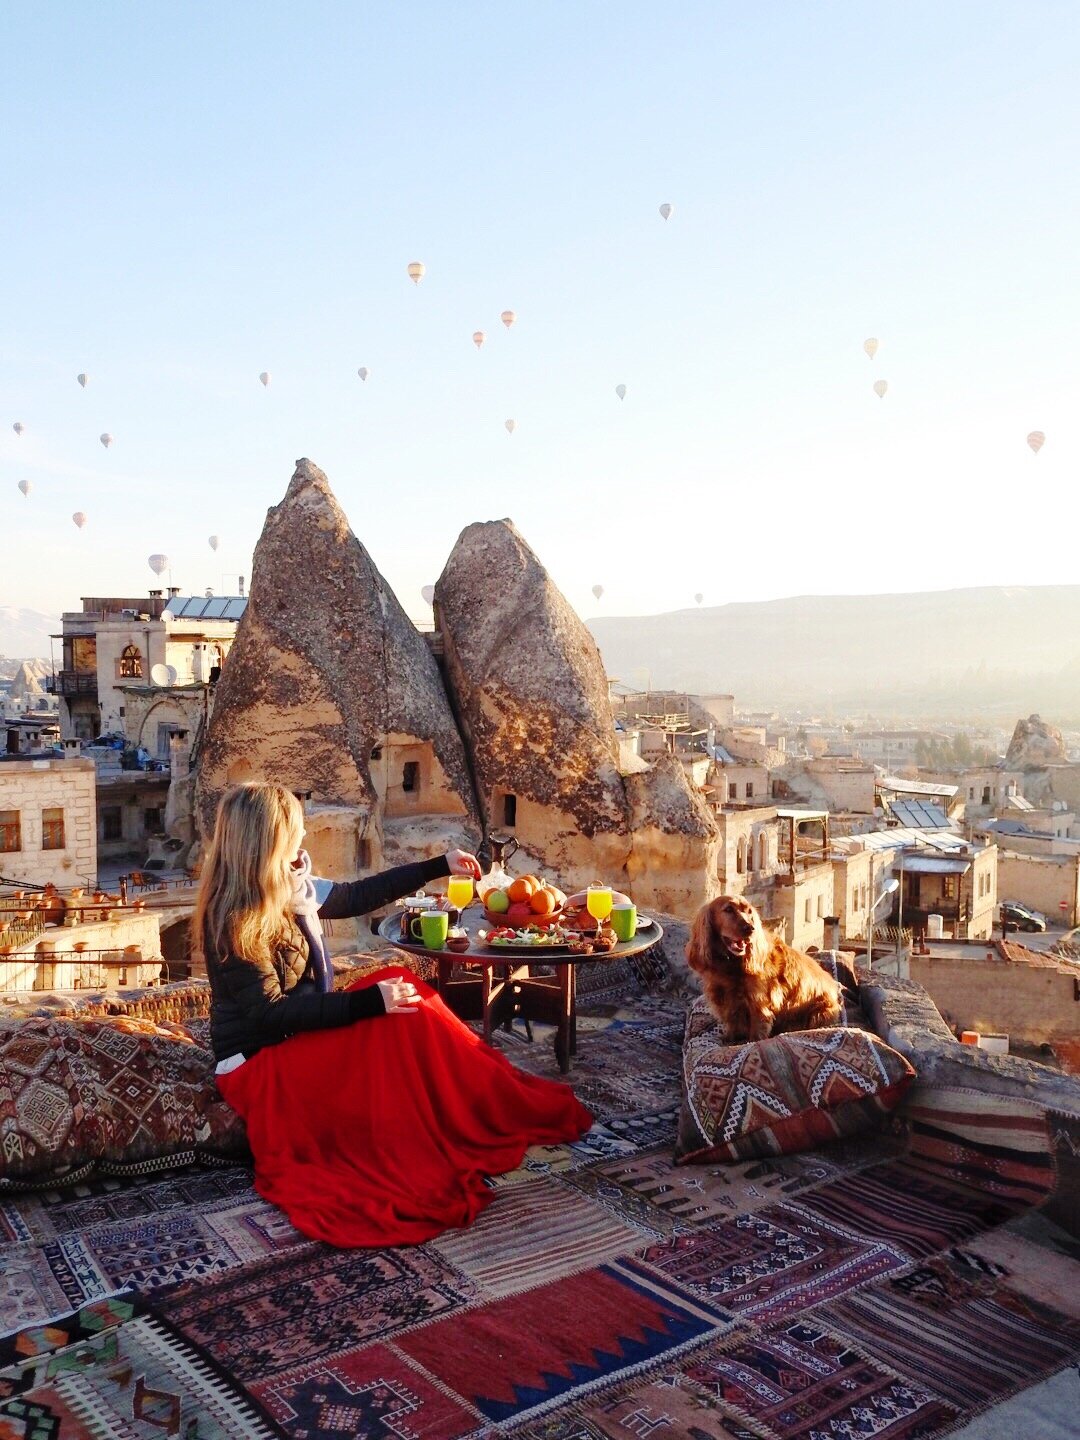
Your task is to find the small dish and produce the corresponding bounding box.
[636,916,655,932]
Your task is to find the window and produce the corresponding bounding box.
[757,833,767,871]
[370,745,383,761]
[943,876,956,899]
[0,810,20,853]
[816,895,824,918]
[102,806,122,841]
[745,782,754,799]
[144,807,163,834]
[736,839,747,874]
[851,889,859,912]
[804,898,812,923]
[728,782,737,801]
[118,645,143,679]
[42,807,65,850]
[968,787,975,800]
[982,786,991,805]
[502,793,517,827]
[402,761,420,793]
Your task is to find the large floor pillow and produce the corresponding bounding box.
[676,992,915,1164]
[0,1015,248,1189]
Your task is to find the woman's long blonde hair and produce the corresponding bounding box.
[195,783,304,967]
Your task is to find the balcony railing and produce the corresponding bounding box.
[51,671,97,698]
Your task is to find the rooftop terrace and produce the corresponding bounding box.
[0,929,1078,1437]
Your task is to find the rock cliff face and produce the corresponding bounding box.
[1005,714,1067,769]
[435,519,721,909]
[195,460,480,877]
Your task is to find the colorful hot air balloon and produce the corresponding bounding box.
[357,366,370,381]
[615,384,626,401]
[500,310,516,330]
[504,419,516,435]
[659,203,673,221]
[18,479,31,498]
[259,371,270,387]
[1027,431,1045,454]
[864,338,879,360]
[12,422,24,436]
[407,261,425,285]
[873,380,888,398]
[472,331,485,350]
[77,373,88,388]
[592,584,604,601]
[99,432,113,448]
[695,593,703,604]
[72,511,87,530]
[148,553,169,577]
[421,584,436,605]
[208,535,220,552]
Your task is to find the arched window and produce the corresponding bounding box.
[119,645,143,679]
[736,838,747,875]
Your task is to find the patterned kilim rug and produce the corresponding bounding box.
[2,975,1079,1439]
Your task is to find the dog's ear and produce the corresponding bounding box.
[686,901,717,974]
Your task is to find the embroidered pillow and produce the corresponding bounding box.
[0,1016,247,1189]
[675,992,915,1164]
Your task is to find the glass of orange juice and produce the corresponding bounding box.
[586,883,613,937]
[447,875,474,912]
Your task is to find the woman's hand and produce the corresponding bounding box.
[446,849,482,879]
[377,977,422,1014]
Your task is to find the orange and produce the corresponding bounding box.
[529,888,556,916]
[507,876,537,903]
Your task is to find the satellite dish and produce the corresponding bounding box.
[151,663,178,687]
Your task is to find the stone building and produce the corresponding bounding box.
[0,757,97,888]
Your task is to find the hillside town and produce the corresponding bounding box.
[3,462,1079,1076]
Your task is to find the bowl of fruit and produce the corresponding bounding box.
[481,874,567,930]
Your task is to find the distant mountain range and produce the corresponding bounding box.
[587,585,1080,722]
[0,607,58,662]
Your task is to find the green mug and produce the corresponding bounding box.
[411,910,449,949]
[610,903,637,942]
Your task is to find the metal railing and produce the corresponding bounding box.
[51,670,98,697]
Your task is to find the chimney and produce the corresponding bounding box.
[167,586,180,599]
[823,916,841,951]
[238,575,246,597]
[149,589,163,599]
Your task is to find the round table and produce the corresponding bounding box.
[377,906,664,1073]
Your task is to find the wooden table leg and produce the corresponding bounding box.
[554,963,574,1073]
[437,957,452,998]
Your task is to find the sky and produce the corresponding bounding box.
[2,2,1078,629]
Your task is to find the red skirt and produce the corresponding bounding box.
[216,966,593,1247]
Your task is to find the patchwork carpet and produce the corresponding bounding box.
[1,986,1078,1438]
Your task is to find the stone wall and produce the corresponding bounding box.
[908,949,1080,1044]
[0,759,97,887]
[998,849,1080,927]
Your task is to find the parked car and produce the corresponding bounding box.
[1000,901,1047,933]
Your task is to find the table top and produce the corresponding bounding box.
[377,904,664,966]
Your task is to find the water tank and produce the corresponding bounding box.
[926,913,944,939]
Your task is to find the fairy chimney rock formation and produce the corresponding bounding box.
[1005,714,1067,770]
[436,519,721,909]
[195,459,480,876]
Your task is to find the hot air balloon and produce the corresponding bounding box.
[421,584,436,605]
[12,422,24,436]
[694,593,703,605]
[357,366,370,381]
[18,479,31,498]
[77,373,88,388]
[100,432,113,448]
[500,310,516,330]
[208,535,220,552]
[873,380,888,398]
[659,203,673,221]
[615,384,626,401]
[407,261,425,285]
[1027,431,1045,454]
[472,331,485,350]
[72,512,86,530]
[864,338,879,360]
[259,372,270,387]
[592,584,604,601]
[148,553,169,577]
[505,419,516,434]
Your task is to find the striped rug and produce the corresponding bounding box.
[903,1083,1056,1207]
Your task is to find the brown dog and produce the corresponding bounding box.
[686,895,842,1042]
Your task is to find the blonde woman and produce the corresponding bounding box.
[196,783,592,1246]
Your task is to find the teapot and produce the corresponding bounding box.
[477,832,519,903]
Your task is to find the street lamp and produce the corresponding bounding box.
[866,848,899,964]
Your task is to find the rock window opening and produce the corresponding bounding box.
[102,806,122,842]
[119,645,143,680]
[736,839,747,875]
[370,745,383,761]
[0,810,21,853]
[402,761,420,794]
[502,793,517,828]
[42,807,65,851]
[144,807,163,834]
[756,833,767,871]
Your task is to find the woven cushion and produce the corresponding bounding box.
[675,992,915,1163]
[0,1015,247,1188]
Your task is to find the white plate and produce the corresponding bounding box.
[636,916,655,931]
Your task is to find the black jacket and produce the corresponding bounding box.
[207,855,450,1061]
